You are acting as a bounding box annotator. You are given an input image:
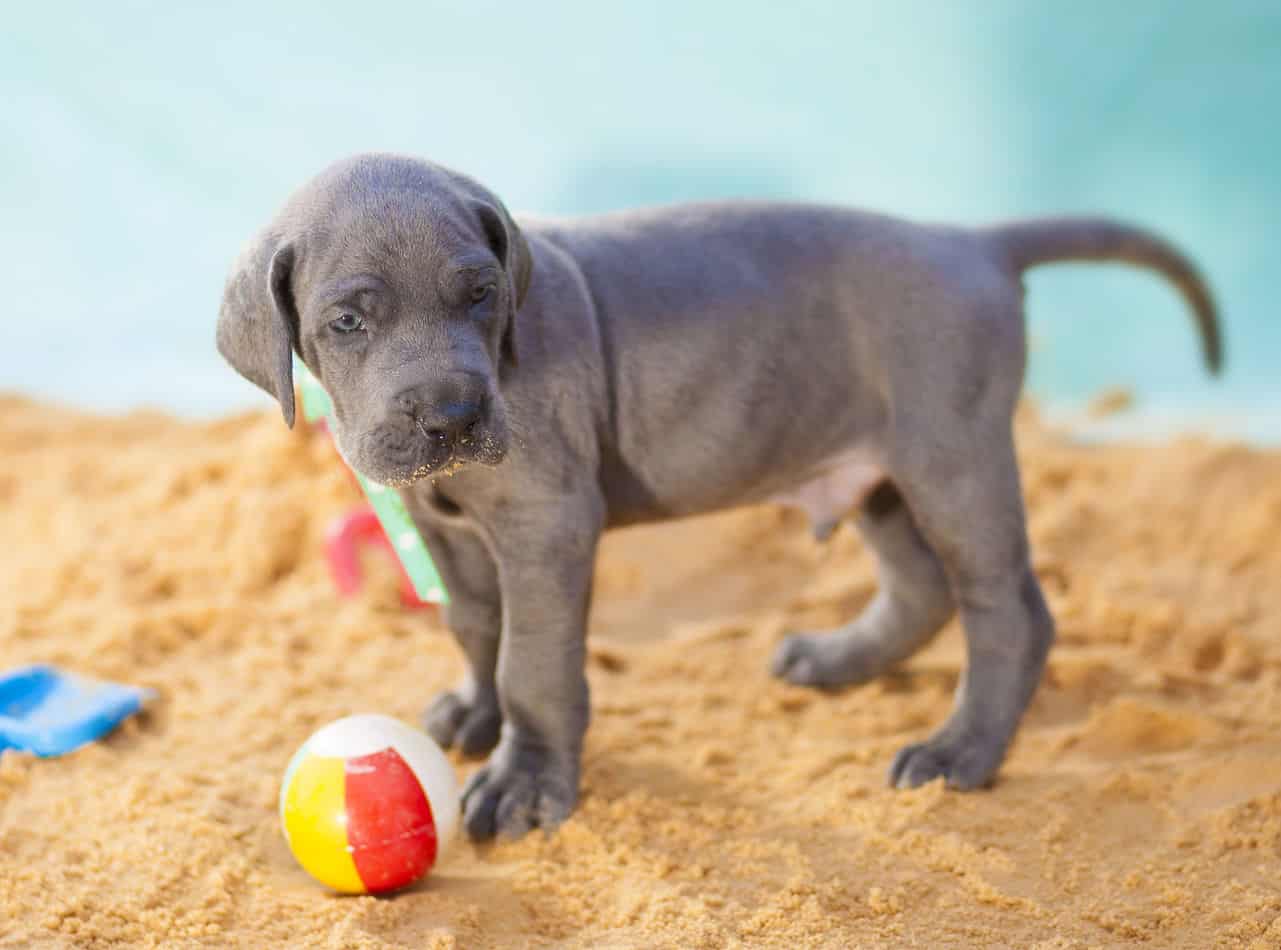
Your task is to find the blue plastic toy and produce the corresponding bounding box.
[0,664,155,757]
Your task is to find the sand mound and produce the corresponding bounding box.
[2,396,1280,948]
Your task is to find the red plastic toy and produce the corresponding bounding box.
[324,505,434,609]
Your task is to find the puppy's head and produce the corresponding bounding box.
[217,154,531,486]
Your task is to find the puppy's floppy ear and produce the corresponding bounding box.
[216,231,300,427]
[473,200,532,366]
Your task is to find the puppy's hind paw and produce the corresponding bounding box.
[770,631,883,689]
[888,732,1004,791]
[422,689,502,758]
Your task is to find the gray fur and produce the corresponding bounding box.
[217,153,1220,840]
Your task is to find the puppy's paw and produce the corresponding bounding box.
[770,631,882,689]
[422,689,502,758]
[888,731,1004,791]
[461,741,578,841]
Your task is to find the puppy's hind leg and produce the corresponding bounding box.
[885,413,1054,791]
[772,482,954,688]
[417,523,505,757]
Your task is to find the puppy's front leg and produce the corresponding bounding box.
[461,496,602,841]
[415,521,505,758]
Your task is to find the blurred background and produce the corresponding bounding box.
[3,1,1277,439]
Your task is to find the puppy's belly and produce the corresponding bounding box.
[769,450,887,541]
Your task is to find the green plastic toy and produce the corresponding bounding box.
[296,361,449,605]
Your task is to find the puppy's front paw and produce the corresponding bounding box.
[461,738,578,841]
[888,731,1004,791]
[422,688,502,758]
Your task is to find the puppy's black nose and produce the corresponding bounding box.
[416,399,484,446]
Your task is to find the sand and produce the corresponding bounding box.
[1,394,1280,949]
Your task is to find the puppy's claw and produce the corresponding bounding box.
[461,766,502,840]
[889,734,1001,791]
[492,775,539,839]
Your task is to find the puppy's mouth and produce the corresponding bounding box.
[414,419,506,475]
[353,410,508,488]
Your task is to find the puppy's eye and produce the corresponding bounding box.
[330,312,365,334]
[469,284,494,305]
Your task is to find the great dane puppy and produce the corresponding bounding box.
[218,154,1220,841]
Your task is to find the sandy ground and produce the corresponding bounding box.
[1,395,1280,949]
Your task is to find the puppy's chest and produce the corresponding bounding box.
[769,449,887,540]
[406,479,475,531]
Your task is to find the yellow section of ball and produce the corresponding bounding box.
[280,753,366,894]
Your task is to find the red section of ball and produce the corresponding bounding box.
[344,747,438,893]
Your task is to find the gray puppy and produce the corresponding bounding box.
[218,154,1219,841]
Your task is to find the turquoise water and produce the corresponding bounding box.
[3,2,1278,438]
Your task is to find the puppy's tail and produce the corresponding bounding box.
[986,217,1222,374]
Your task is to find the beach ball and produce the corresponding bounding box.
[280,714,459,894]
